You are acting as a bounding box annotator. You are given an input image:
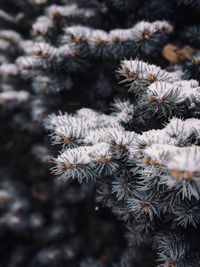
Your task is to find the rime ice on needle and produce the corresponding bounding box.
[48,57,200,267]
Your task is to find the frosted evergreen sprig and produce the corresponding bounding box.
[45,4,96,23]
[0,90,29,106]
[155,233,190,267]
[119,58,181,94]
[48,89,200,200]
[32,3,97,39]
[13,18,173,101]
[63,20,173,59]
[119,59,200,118]
[47,58,200,265]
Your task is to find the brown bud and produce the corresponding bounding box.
[143,205,150,214]
[122,67,130,75]
[146,73,155,82]
[65,162,74,169]
[162,44,195,63]
[156,97,163,104]
[75,163,82,168]
[128,71,138,79]
[192,59,200,65]
[112,37,121,44]
[36,50,49,58]
[149,159,157,166]
[139,28,150,41]
[162,44,178,63]
[147,95,155,103]
[115,143,125,150]
[186,171,193,180]
[63,136,74,142]
[96,156,110,164]
[170,170,182,180]
[166,259,176,267]
[95,37,107,45]
[142,156,151,165]
[57,163,65,171]
[52,11,61,21]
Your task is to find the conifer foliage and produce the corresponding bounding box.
[1,0,200,266]
[49,59,200,266]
